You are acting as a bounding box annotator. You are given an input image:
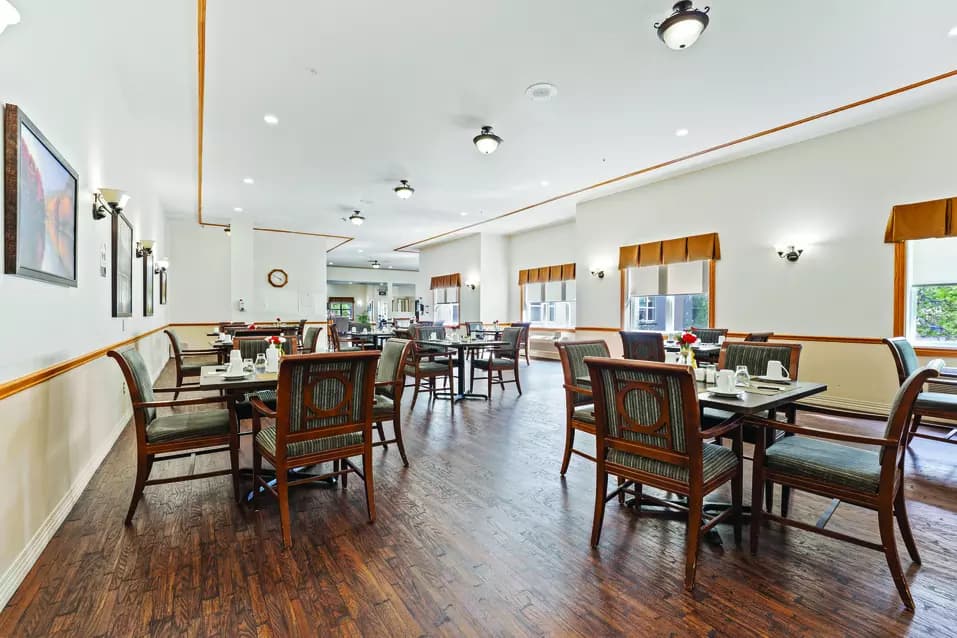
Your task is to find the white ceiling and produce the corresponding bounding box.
[6,1,957,270]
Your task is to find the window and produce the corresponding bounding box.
[433,286,460,324]
[624,261,709,332]
[524,280,576,328]
[327,298,354,319]
[906,236,957,347]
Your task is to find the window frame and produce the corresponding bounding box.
[520,280,576,328]
[894,241,957,355]
[619,259,716,330]
[433,286,461,325]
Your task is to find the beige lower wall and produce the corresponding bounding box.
[0,330,170,608]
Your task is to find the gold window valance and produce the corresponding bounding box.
[429,273,462,290]
[517,263,576,285]
[884,197,956,242]
[618,232,721,270]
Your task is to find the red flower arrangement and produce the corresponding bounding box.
[249,323,256,329]
[267,335,282,345]
[680,330,699,345]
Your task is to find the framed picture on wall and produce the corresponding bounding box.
[111,213,133,317]
[143,253,154,317]
[3,104,79,287]
[159,269,167,304]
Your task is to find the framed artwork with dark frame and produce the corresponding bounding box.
[159,269,168,305]
[143,253,154,317]
[3,104,79,287]
[111,213,133,317]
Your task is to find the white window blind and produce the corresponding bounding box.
[526,283,543,302]
[544,281,563,302]
[565,280,576,301]
[665,261,707,295]
[911,237,957,285]
[628,266,664,296]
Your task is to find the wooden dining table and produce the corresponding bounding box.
[420,338,507,401]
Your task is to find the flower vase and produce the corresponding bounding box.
[680,346,694,366]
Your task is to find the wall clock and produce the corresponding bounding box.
[267,268,288,288]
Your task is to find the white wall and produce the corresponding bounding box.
[253,232,327,322]
[168,220,230,323]
[417,234,481,322]
[479,234,508,323]
[506,221,576,321]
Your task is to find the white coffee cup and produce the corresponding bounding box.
[694,367,706,382]
[717,335,726,345]
[716,369,736,393]
[765,360,790,380]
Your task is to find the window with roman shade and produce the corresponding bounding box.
[886,197,957,347]
[430,273,461,324]
[519,263,576,327]
[620,233,719,332]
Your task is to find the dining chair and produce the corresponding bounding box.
[749,364,939,611]
[249,350,380,548]
[295,318,308,346]
[510,322,532,364]
[164,329,220,398]
[108,347,241,524]
[465,321,485,335]
[555,340,610,475]
[470,326,523,397]
[329,329,364,352]
[585,356,743,591]
[405,332,455,408]
[691,328,728,344]
[371,338,415,466]
[230,337,298,427]
[300,326,324,354]
[883,337,957,445]
[619,330,666,362]
[744,332,774,342]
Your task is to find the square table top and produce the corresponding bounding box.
[199,365,278,392]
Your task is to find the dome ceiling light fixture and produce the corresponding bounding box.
[370,260,381,269]
[348,210,365,226]
[394,179,415,199]
[654,1,710,50]
[473,126,503,154]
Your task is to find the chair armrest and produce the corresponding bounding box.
[375,380,396,388]
[563,384,592,397]
[746,418,898,447]
[700,418,742,439]
[181,349,221,356]
[134,395,230,409]
[153,386,206,393]
[928,377,957,387]
[250,396,277,418]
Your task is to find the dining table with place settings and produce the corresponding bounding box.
[419,337,507,400]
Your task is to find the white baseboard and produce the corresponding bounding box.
[0,409,131,609]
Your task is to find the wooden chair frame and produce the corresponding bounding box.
[108,349,241,525]
[164,329,220,397]
[510,322,532,365]
[555,340,610,474]
[883,337,957,445]
[372,339,415,466]
[716,341,802,379]
[300,326,324,354]
[250,350,381,548]
[470,328,523,397]
[405,334,456,408]
[749,366,938,611]
[619,330,666,362]
[585,356,743,591]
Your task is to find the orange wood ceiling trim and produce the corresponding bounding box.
[394,68,957,254]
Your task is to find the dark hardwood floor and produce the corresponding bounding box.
[2,359,955,637]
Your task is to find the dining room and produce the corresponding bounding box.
[1,1,957,636]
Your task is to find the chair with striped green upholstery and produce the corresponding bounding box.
[585,356,743,592]
[749,364,939,611]
[301,326,323,353]
[371,338,415,466]
[164,329,220,398]
[884,337,957,445]
[619,330,666,362]
[555,340,610,475]
[470,326,523,397]
[231,337,297,424]
[689,327,728,344]
[250,350,381,548]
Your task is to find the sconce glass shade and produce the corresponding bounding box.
[98,188,130,209]
[140,239,155,251]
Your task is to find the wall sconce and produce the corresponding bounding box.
[776,245,803,263]
[154,258,169,275]
[465,280,478,290]
[590,269,605,279]
[135,239,155,258]
[92,188,129,220]
[224,225,231,236]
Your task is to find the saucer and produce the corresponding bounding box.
[223,371,248,380]
[755,375,792,384]
[710,389,744,398]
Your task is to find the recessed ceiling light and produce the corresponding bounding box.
[394,179,415,199]
[460,211,469,216]
[540,180,550,187]
[328,261,334,265]
[242,177,254,184]
[263,113,279,125]
[655,1,710,50]
[949,25,957,37]
[526,82,558,102]
[473,126,503,154]
[675,128,689,137]
[233,207,243,212]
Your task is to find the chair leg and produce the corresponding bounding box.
[878,500,915,611]
[907,414,922,446]
[363,448,376,524]
[560,421,575,476]
[393,413,409,467]
[411,376,421,408]
[497,370,505,390]
[229,433,241,504]
[684,489,704,591]
[894,486,921,564]
[514,364,522,395]
[277,468,292,549]
[750,470,765,555]
[731,468,743,546]
[174,372,182,400]
[340,458,348,489]
[780,485,791,518]
[252,446,263,507]
[124,453,151,525]
[375,421,388,450]
[590,465,609,547]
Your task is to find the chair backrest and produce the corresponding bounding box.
[690,328,728,344]
[218,321,246,332]
[466,322,484,335]
[376,338,413,400]
[619,331,666,362]
[164,329,186,365]
[416,321,434,327]
[233,336,296,359]
[303,326,323,352]
[234,328,283,338]
[500,327,523,357]
[510,322,531,349]
[271,351,380,460]
[585,357,703,477]
[332,316,350,335]
[880,365,939,467]
[744,332,774,342]
[882,337,921,385]
[555,340,610,407]
[297,318,307,336]
[329,329,344,352]
[108,347,157,427]
[412,325,446,342]
[718,342,802,379]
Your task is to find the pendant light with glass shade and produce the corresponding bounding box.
[473,126,503,154]
[370,260,381,269]
[394,180,415,199]
[348,210,365,226]
[654,1,710,50]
